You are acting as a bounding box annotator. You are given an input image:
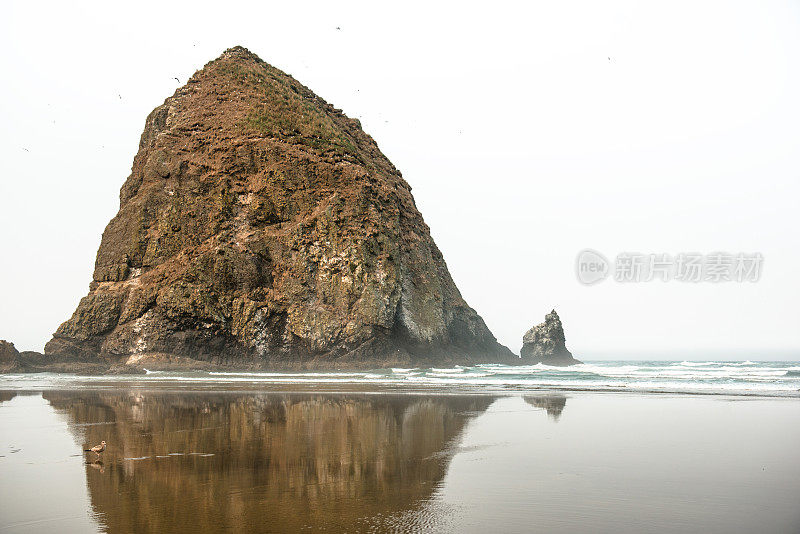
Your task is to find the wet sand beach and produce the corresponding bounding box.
[0,387,798,533]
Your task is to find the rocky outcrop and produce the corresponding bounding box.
[1,340,103,373]
[520,310,581,366]
[0,341,49,372]
[44,46,514,371]
[0,340,20,372]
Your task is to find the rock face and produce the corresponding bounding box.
[520,310,581,366]
[0,340,20,372]
[1,340,86,373]
[44,46,514,370]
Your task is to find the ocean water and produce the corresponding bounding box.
[2,360,799,396]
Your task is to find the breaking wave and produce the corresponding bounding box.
[2,360,799,397]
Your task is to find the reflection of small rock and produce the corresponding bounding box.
[524,395,567,420]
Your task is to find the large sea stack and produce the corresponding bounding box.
[44,47,514,370]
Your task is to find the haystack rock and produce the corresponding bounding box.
[520,310,581,366]
[44,46,515,370]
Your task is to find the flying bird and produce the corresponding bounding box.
[173,77,180,83]
[85,441,107,457]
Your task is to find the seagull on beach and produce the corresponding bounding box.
[85,441,106,457]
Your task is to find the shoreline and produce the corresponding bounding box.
[3,359,799,398]
[1,375,798,399]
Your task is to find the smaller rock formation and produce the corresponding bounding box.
[520,310,581,366]
[0,340,20,372]
[0,339,98,374]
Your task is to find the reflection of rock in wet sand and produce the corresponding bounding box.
[44,391,494,533]
[524,395,567,420]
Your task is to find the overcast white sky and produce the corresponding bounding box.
[1,0,798,359]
